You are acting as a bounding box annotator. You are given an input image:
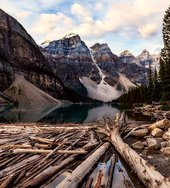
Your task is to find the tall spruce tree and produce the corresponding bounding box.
[160,5,170,101]
[147,61,153,103]
[152,68,161,101]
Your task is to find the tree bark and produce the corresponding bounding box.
[110,114,170,188]
[56,142,110,188]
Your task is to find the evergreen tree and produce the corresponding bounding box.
[152,68,161,101]
[147,61,153,103]
[160,5,170,101]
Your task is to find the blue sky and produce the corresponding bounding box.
[1,0,169,55]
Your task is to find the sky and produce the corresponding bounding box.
[1,0,169,55]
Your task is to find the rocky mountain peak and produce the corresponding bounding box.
[90,43,111,55]
[40,40,51,48]
[120,50,133,57]
[64,33,79,39]
[44,34,89,56]
[139,49,150,58]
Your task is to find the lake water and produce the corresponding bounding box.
[0,103,151,124]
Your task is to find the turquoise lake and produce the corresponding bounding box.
[0,103,151,124]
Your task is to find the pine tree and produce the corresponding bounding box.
[152,68,161,101]
[147,61,153,103]
[160,5,170,101]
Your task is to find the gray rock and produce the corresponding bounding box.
[132,141,145,149]
[151,128,164,138]
[161,141,170,148]
[163,132,170,141]
[131,128,149,137]
[161,147,170,155]
[146,137,162,149]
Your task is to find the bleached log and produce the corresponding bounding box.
[110,114,170,188]
[56,142,110,188]
[22,155,77,187]
[106,155,116,188]
[12,149,87,154]
[29,136,56,145]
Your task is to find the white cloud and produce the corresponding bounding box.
[138,24,157,38]
[0,0,169,53]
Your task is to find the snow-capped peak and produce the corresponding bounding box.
[40,40,50,48]
[64,33,78,38]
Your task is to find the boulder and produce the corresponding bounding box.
[148,119,170,131]
[132,141,145,149]
[146,138,161,150]
[131,128,148,137]
[161,147,170,155]
[161,141,170,148]
[163,131,170,141]
[151,128,164,138]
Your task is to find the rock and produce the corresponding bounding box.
[131,128,148,137]
[163,131,170,141]
[91,43,147,85]
[147,155,153,159]
[161,147,170,155]
[42,34,100,88]
[146,138,161,149]
[161,141,170,148]
[0,9,63,99]
[148,119,170,131]
[151,128,164,138]
[132,141,145,149]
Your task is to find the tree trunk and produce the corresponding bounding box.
[110,115,170,188]
[56,142,110,188]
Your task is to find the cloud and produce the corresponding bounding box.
[0,0,169,54]
[138,24,157,38]
[71,3,90,19]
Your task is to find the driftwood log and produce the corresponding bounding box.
[110,113,170,188]
[56,142,110,188]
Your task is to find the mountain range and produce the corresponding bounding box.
[0,9,160,103]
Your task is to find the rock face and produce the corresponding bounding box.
[120,50,135,64]
[43,38,147,102]
[91,43,147,85]
[43,34,100,89]
[0,9,63,99]
[120,49,160,71]
[5,74,62,105]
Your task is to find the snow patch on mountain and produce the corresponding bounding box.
[118,73,136,92]
[64,33,78,38]
[40,40,50,48]
[79,76,123,102]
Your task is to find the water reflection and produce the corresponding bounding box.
[39,104,120,124]
[0,103,151,124]
[0,104,61,123]
[0,103,120,124]
[84,104,120,123]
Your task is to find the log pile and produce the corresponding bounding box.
[0,122,135,188]
[0,116,170,188]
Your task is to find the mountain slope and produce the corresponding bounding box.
[120,49,160,70]
[4,74,62,105]
[80,63,136,102]
[91,43,147,85]
[0,8,63,99]
[42,37,146,102]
